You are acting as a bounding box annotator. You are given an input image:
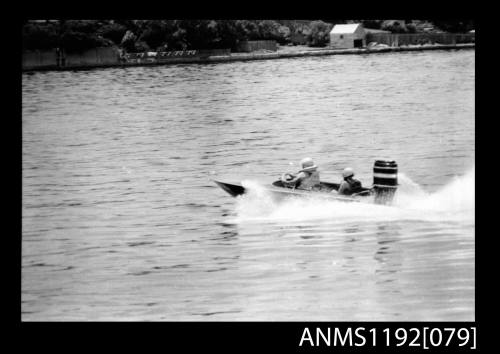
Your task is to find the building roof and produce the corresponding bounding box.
[330,23,363,34]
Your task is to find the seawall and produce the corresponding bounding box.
[22,43,475,72]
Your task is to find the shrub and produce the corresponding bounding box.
[134,40,150,52]
[406,23,417,33]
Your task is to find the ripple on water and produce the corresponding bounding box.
[22,49,474,321]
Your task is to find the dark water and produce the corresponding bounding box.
[22,49,474,321]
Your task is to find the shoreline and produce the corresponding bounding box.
[23,43,475,73]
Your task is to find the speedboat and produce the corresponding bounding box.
[213,160,398,205]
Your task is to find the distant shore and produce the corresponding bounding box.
[23,43,475,72]
[208,43,475,63]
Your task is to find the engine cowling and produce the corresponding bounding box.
[373,160,398,204]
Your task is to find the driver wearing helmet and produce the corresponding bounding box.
[281,157,321,190]
[338,167,362,195]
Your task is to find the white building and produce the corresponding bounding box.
[329,23,366,49]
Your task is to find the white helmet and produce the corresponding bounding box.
[300,157,318,171]
[342,167,354,178]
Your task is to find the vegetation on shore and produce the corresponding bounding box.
[22,20,474,53]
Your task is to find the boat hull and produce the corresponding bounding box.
[213,159,397,205]
[213,180,246,197]
[213,180,369,203]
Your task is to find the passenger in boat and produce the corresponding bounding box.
[281,157,321,190]
[338,167,363,195]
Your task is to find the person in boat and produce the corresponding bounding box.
[281,157,321,190]
[337,167,363,195]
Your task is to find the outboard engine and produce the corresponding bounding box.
[373,160,398,205]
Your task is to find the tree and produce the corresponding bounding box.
[60,31,111,53]
[381,20,408,33]
[277,25,291,44]
[234,20,260,40]
[361,20,383,29]
[99,23,127,45]
[56,20,112,52]
[22,23,59,50]
[63,20,101,34]
[307,20,332,47]
[430,20,474,33]
[137,20,178,51]
[210,20,239,49]
[174,20,213,49]
[120,30,137,52]
[257,20,281,40]
[170,27,188,50]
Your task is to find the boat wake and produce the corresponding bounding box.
[233,166,475,225]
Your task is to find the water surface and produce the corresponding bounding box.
[22,49,474,321]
